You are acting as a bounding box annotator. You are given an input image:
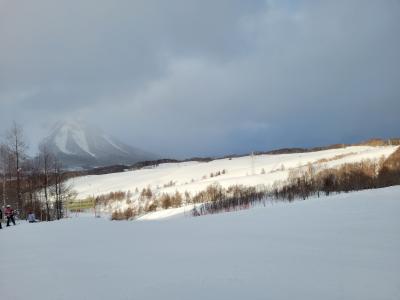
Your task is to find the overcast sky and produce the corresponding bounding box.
[0,0,399,158]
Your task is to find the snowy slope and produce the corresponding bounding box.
[136,204,200,221]
[1,186,399,300]
[41,120,157,169]
[69,145,398,200]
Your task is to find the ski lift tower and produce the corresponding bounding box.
[251,151,255,176]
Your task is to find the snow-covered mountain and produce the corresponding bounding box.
[41,121,157,169]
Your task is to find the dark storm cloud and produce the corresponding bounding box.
[0,0,399,157]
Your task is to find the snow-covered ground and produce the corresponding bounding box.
[1,186,400,300]
[69,146,398,201]
[136,204,197,221]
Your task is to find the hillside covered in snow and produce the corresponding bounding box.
[69,145,398,207]
[1,186,400,300]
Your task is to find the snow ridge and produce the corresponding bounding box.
[103,134,128,154]
[54,124,72,155]
[70,126,96,157]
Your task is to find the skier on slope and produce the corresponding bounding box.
[27,211,37,223]
[0,207,2,229]
[5,205,16,227]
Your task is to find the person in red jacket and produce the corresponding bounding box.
[5,205,16,227]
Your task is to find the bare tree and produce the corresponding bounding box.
[0,144,10,208]
[52,157,66,220]
[38,144,54,221]
[24,156,43,217]
[6,122,28,212]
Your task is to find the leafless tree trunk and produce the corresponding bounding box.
[53,157,69,220]
[39,144,54,221]
[0,145,9,208]
[54,158,61,220]
[6,122,27,212]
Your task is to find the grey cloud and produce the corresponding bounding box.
[0,0,399,158]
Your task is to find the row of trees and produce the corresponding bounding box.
[195,148,400,216]
[109,183,263,220]
[102,147,400,220]
[0,122,72,221]
[109,188,187,220]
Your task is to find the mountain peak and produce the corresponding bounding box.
[41,121,157,169]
